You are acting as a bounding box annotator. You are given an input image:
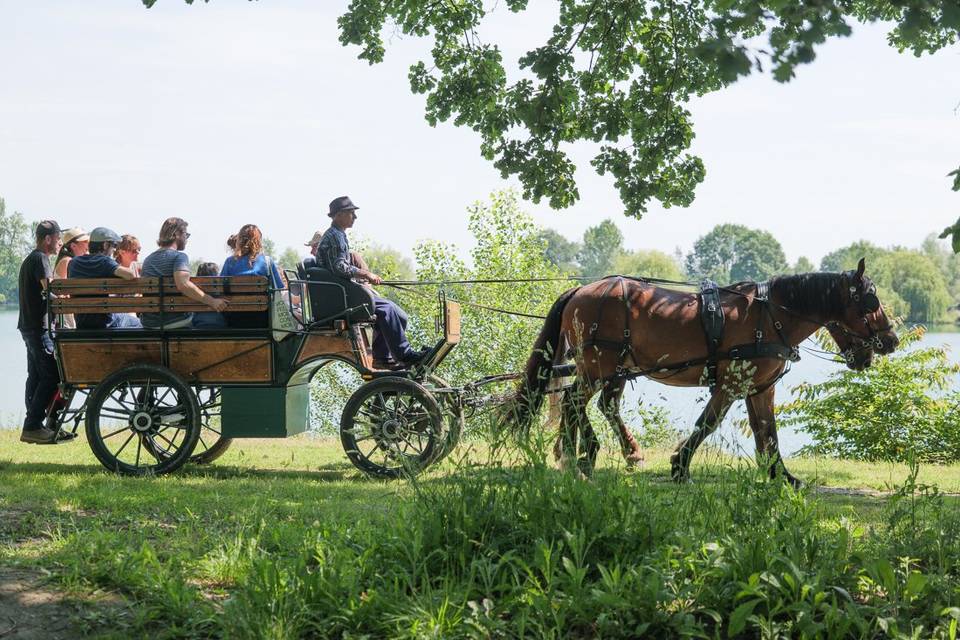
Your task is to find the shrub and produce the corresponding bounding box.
[777,327,960,463]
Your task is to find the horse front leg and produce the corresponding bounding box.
[746,387,802,488]
[598,379,644,468]
[670,391,733,482]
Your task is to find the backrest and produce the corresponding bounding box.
[49,276,270,319]
[303,267,375,327]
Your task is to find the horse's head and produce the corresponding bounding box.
[828,258,898,370]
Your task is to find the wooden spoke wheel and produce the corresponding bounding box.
[189,387,233,464]
[85,364,201,476]
[340,377,443,479]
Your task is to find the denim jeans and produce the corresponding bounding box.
[20,329,60,430]
[371,296,412,362]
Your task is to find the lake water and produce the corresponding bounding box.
[1,308,957,456]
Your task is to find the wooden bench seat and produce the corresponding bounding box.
[49,276,269,316]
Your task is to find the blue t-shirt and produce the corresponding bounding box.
[141,248,192,328]
[220,254,284,289]
[68,253,121,329]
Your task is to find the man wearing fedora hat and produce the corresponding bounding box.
[316,196,428,368]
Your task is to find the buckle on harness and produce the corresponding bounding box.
[623,329,631,338]
[756,330,763,342]
[590,322,598,334]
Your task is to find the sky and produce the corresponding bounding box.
[1,1,958,269]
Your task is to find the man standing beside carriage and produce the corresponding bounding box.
[17,221,75,444]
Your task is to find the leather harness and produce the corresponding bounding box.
[580,277,800,396]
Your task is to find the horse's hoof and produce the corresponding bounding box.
[624,454,645,470]
[785,474,804,490]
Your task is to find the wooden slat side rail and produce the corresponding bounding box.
[51,295,268,315]
[49,276,268,297]
[50,275,270,315]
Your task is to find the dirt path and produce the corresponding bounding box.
[0,569,81,640]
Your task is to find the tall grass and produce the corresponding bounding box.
[214,440,960,639]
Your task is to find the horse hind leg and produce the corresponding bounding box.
[599,379,644,468]
[670,391,733,482]
[558,379,598,477]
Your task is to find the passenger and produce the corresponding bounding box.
[302,231,321,271]
[51,227,89,329]
[52,227,89,280]
[114,234,142,277]
[220,224,284,328]
[68,227,142,329]
[141,217,228,329]
[192,263,227,329]
[18,221,73,444]
[316,196,428,369]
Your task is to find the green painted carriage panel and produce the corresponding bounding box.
[220,385,309,438]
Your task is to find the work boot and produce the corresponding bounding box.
[400,347,431,368]
[20,427,58,444]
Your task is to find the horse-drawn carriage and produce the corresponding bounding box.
[47,269,470,478]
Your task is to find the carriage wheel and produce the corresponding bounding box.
[340,377,443,479]
[189,387,233,464]
[424,375,463,463]
[85,364,201,476]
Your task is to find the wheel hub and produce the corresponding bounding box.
[380,419,404,442]
[131,411,154,432]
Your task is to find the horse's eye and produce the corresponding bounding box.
[863,293,880,313]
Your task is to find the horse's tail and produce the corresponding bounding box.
[507,286,579,436]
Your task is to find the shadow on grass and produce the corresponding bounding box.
[0,459,360,483]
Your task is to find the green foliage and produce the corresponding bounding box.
[613,249,684,280]
[819,240,888,273]
[578,219,623,277]
[685,223,788,284]
[535,228,580,273]
[922,233,960,301]
[778,327,960,463]
[359,243,414,281]
[939,215,960,254]
[404,190,571,387]
[146,1,960,214]
[0,198,35,304]
[9,430,960,638]
[220,457,960,638]
[820,241,954,322]
[873,250,952,323]
[276,246,302,272]
[261,236,277,260]
[792,256,815,274]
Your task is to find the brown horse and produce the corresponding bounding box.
[512,259,898,486]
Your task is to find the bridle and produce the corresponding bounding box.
[825,273,888,363]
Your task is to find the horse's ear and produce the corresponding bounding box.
[855,257,865,282]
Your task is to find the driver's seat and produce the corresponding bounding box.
[304,267,376,328]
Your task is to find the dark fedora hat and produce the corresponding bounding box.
[328,196,359,217]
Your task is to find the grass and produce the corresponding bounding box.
[2,429,960,638]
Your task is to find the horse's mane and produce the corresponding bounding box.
[767,272,845,318]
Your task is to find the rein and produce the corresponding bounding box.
[384,273,882,383]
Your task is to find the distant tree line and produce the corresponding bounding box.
[536,219,960,324]
[2,192,955,323]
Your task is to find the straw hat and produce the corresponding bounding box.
[62,227,89,246]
